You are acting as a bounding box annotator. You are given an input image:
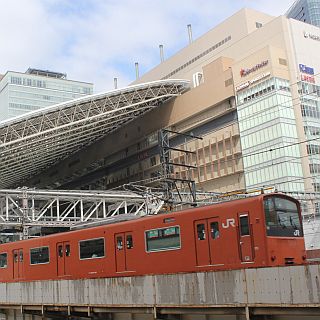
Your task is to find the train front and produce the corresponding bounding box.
[263,194,306,266]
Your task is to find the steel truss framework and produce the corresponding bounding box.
[0,188,164,233]
[0,80,189,188]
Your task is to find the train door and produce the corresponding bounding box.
[238,213,254,262]
[194,219,211,266]
[13,248,24,279]
[57,241,71,277]
[208,218,224,265]
[115,232,134,272]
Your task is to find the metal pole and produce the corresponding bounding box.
[135,62,140,80]
[159,45,164,62]
[187,24,193,44]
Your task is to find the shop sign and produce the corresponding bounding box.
[299,64,314,75]
[235,72,271,92]
[304,31,320,41]
[301,74,315,83]
[240,60,268,77]
[299,63,315,83]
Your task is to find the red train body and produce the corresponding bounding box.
[0,193,306,282]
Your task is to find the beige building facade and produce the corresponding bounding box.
[29,8,320,213]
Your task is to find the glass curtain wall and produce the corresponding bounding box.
[299,80,320,214]
[237,77,305,192]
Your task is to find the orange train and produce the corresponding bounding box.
[0,193,306,282]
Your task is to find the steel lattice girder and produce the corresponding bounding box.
[0,188,164,228]
[0,80,190,188]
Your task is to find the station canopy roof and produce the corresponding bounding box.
[0,80,189,188]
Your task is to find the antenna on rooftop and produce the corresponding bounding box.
[187,24,193,44]
[159,45,165,63]
[135,62,140,80]
[114,78,118,90]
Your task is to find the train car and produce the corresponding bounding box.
[0,193,306,282]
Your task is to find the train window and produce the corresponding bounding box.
[264,196,303,237]
[19,250,23,262]
[145,226,180,252]
[58,245,63,258]
[197,224,206,240]
[66,244,71,257]
[239,215,250,236]
[30,247,49,265]
[116,237,123,250]
[79,238,105,260]
[210,222,220,239]
[14,252,18,263]
[0,253,7,268]
[126,235,133,249]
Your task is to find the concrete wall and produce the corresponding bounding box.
[0,265,319,319]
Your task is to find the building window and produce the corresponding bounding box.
[313,183,320,192]
[11,76,22,85]
[150,156,157,166]
[225,78,233,87]
[310,164,320,174]
[256,22,263,28]
[279,58,287,66]
[307,144,320,155]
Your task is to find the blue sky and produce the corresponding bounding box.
[0,0,295,92]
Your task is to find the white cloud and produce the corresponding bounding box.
[0,0,297,92]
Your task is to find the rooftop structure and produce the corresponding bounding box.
[0,80,189,188]
[25,68,67,79]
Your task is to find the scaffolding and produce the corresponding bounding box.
[158,129,202,206]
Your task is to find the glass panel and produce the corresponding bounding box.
[58,245,63,258]
[79,238,105,259]
[19,250,23,262]
[0,253,7,268]
[30,247,49,265]
[210,222,220,239]
[264,196,303,237]
[65,244,71,257]
[14,252,18,263]
[126,235,133,249]
[240,216,250,236]
[116,236,123,250]
[197,224,206,240]
[146,226,180,252]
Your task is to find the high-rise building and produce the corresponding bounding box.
[0,68,93,121]
[286,0,320,27]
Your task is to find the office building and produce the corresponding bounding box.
[286,0,320,27]
[0,68,93,121]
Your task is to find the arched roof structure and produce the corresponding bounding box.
[0,80,189,188]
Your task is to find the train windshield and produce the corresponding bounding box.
[264,196,303,237]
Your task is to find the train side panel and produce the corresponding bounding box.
[0,194,307,282]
